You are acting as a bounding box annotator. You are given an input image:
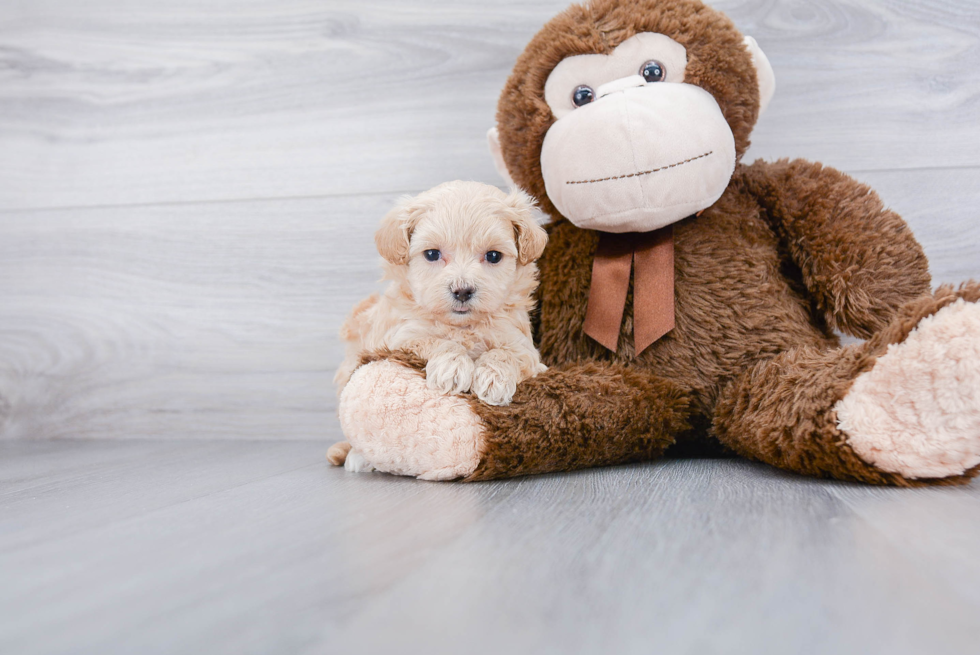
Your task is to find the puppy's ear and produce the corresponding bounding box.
[503,189,549,265]
[375,196,424,265]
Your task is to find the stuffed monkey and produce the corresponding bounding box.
[337,0,980,485]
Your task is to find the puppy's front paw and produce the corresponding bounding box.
[472,362,519,406]
[344,449,376,474]
[425,352,475,395]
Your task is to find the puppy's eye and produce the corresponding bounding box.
[572,85,595,108]
[423,249,441,262]
[485,251,503,264]
[640,60,666,83]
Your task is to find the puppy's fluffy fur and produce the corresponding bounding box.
[329,181,548,469]
[334,181,547,449]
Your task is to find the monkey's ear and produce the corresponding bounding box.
[743,36,775,116]
[375,197,422,265]
[503,188,548,265]
[487,127,517,188]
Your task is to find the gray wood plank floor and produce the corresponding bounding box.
[3,441,980,655]
[1,0,979,652]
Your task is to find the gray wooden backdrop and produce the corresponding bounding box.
[1,0,978,442]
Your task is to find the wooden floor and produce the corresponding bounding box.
[1,0,979,653]
[4,441,980,654]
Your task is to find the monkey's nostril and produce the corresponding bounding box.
[452,287,476,303]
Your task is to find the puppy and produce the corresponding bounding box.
[328,180,549,471]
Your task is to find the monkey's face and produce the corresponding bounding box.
[540,32,737,233]
[493,0,775,234]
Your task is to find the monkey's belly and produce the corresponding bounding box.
[536,199,836,416]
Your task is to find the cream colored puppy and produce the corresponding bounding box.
[328,181,549,470]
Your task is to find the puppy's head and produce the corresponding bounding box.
[376,181,548,323]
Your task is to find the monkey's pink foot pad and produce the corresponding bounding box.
[837,299,980,479]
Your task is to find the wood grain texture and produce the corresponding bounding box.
[0,167,975,442]
[0,0,561,210]
[2,441,980,655]
[0,194,395,440]
[0,0,979,210]
[856,168,980,284]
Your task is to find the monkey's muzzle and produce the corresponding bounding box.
[540,82,736,233]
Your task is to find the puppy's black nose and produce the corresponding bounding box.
[452,287,476,303]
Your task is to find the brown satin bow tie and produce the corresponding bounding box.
[583,225,675,355]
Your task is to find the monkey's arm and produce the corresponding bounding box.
[468,361,690,479]
[739,158,931,338]
[338,355,692,481]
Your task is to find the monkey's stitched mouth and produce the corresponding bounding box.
[565,151,713,186]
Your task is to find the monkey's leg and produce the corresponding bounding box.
[714,284,980,486]
[339,355,691,481]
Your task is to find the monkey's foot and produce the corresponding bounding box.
[836,299,980,479]
[338,360,484,481]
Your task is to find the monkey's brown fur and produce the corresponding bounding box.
[467,361,691,480]
[346,0,979,485]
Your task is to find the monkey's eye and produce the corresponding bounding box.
[571,85,595,108]
[640,60,666,83]
[423,249,441,262]
[485,251,503,264]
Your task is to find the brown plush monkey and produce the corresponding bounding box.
[337,0,980,485]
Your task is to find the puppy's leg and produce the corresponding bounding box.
[335,293,381,395]
[421,340,475,396]
[473,349,523,406]
[326,441,351,466]
[473,336,549,406]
